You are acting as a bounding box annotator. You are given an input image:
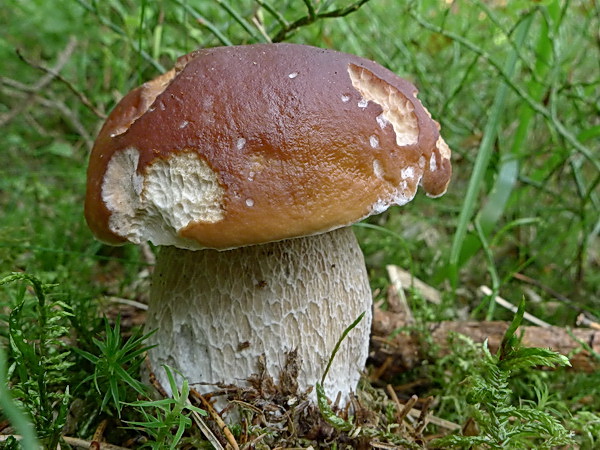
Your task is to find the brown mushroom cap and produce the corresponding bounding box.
[85,43,451,250]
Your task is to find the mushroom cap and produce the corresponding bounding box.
[85,43,452,250]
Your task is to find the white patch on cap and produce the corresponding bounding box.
[436,135,451,160]
[369,135,379,148]
[370,189,411,214]
[369,199,388,215]
[357,98,369,109]
[245,198,254,207]
[348,65,419,147]
[341,94,350,103]
[236,138,246,150]
[102,148,225,249]
[288,72,298,79]
[179,120,189,129]
[376,113,389,130]
[430,153,437,172]
[368,171,423,216]
[401,166,414,179]
[418,156,426,169]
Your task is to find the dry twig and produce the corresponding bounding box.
[385,387,460,433]
[271,0,372,42]
[15,40,106,119]
[577,313,600,330]
[0,435,131,450]
[1,37,77,127]
[190,388,239,450]
[1,86,94,149]
[480,285,551,328]
[386,265,414,323]
[189,409,225,450]
[386,265,441,305]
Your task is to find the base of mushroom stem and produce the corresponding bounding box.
[144,349,378,442]
[145,348,319,405]
[145,227,373,405]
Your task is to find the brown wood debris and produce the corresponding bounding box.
[370,304,600,378]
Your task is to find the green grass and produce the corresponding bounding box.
[1,0,599,447]
[433,299,573,448]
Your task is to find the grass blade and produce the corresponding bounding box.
[173,0,233,46]
[216,0,266,43]
[320,311,365,385]
[448,14,534,287]
[478,1,561,236]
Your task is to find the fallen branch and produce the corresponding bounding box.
[370,305,600,377]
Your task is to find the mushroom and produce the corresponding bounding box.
[84,43,451,403]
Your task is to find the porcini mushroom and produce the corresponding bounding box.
[85,43,451,402]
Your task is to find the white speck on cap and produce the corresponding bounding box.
[376,113,389,130]
[369,135,379,148]
[373,159,383,179]
[430,153,437,172]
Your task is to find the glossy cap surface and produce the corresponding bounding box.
[85,43,452,249]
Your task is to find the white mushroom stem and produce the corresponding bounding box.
[146,226,372,402]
